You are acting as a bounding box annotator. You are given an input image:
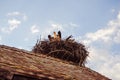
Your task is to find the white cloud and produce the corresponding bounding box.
[82,12,120,45]
[31,25,39,34]
[0,11,28,34]
[1,19,21,33]
[51,23,64,30]
[8,19,21,30]
[69,22,78,27]
[82,11,120,80]
[87,47,120,80]
[7,11,27,21]
[117,11,120,20]
[114,30,120,43]
[7,12,21,16]
[85,27,114,43]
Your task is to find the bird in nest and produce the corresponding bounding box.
[48,31,61,41]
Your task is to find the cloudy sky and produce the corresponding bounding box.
[0,0,120,80]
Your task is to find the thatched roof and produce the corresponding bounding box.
[0,45,110,80]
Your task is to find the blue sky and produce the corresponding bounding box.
[0,0,120,80]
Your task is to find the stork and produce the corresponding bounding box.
[57,31,61,41]
[48,35,54,41]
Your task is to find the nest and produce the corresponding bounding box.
[32,36,89,66]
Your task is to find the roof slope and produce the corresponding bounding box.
[0,45,110,80]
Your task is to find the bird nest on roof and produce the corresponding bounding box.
[32,31,89,66]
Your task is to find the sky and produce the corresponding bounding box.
[0,0,120,80]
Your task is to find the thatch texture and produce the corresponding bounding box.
[32,36,89,66]
[0,45,110,80]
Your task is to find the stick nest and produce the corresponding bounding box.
[32,36,89,66]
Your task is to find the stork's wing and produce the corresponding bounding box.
[48,35,51,40]
[58,31,61,38]
[66,35,73,41]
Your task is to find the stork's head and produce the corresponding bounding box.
[48,35,51,38]
[53,32,56,35]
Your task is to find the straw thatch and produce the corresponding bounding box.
[0,45,110,80]
[32,35,89,66]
